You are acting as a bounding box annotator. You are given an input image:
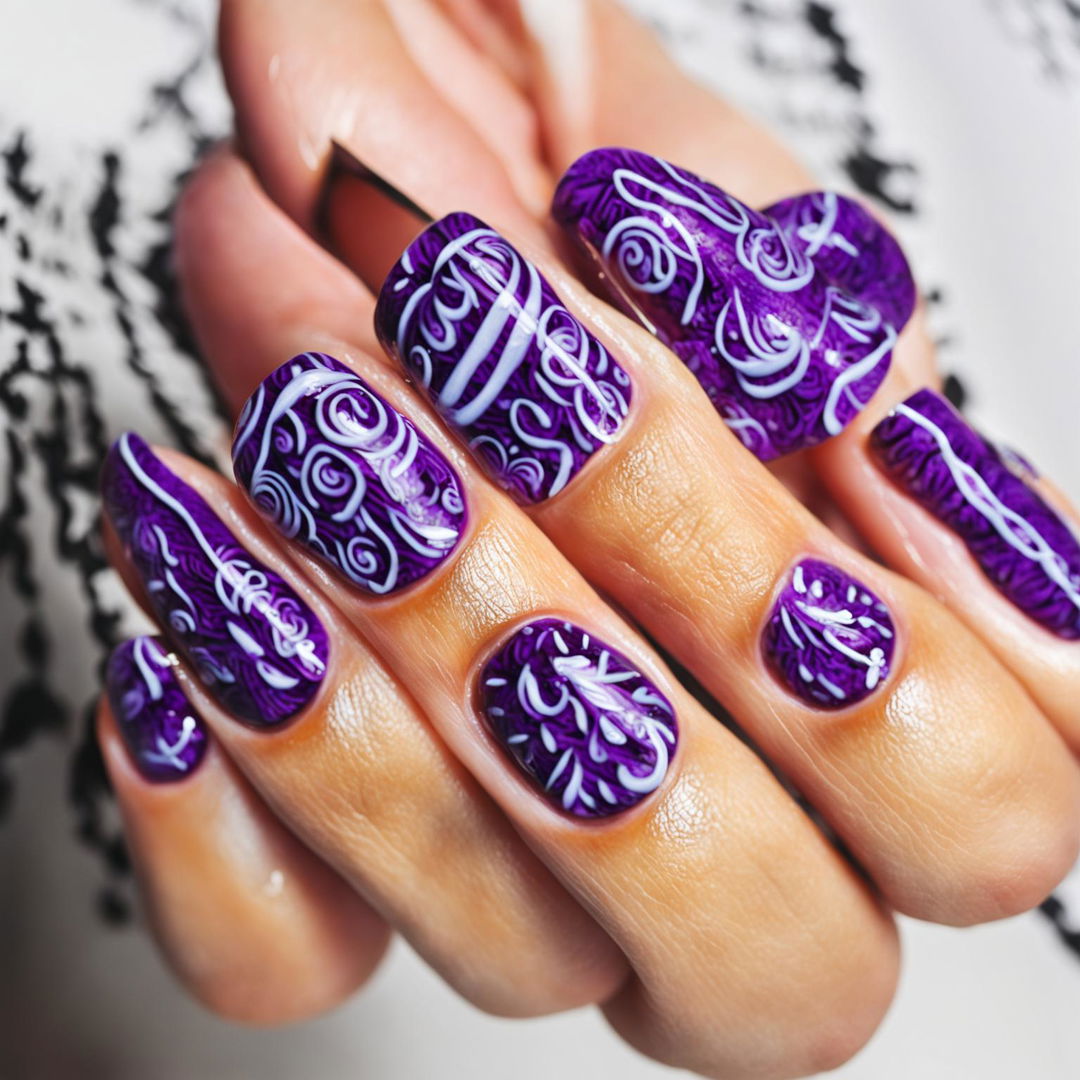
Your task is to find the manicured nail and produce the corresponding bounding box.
[479,618,678,818]
[375,212,632,504]
[871,389,1080,638]
[106,637,209,781]
[552,148,904,460]
[763,560,896,709]
[764,191,916,329]
[233,352,466,595]
[102,433,329,726]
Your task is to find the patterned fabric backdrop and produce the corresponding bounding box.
[1,1,1079,1077]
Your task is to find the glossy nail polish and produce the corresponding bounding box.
[871,389,1080,638]
[106,637,209,781]
[552,148,909,460]
[479,618,677,818]
[763,560,896,709]
[764,191,916,329]
[102,433,329,726]
[233,352,466,595]
[375,212,632,504]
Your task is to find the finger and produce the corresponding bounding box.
[98,641,388,1025]
[193,78,1080,935]
[521,1,1080,738]
[100,435,626,1017]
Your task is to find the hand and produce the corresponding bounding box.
[96,2,1080,1077]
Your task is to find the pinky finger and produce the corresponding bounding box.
[97,636,390,1025]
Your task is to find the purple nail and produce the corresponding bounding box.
[479,618,677,818]
[102,433,329,727]
[233,352,466,595]
[764,191,916,329]
[763,560,896,709]
[375,212,632,504]
[552,148,907,460]
[871,389,1080,639]
[106,637,209,781]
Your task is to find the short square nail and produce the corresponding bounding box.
[871,389,1080,638]
[479,618,678,818]
[763,559,896,709]
[374,212,632,504]
[552,148,908,460]
[232,352,467,595]
[106,636,209,781]
[102,433,329,727]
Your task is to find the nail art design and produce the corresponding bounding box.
[552,148,908,460]
[102,433,328,726]
[106,637,208,781]
[375,212,632,504]
[764,191,916,329]
[233,352,466,595]
[871,389,1080,639]
[763,560,896,709]
[479,618,677,818]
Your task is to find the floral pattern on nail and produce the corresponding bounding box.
[102,433,328,726]
[871,389,1080,639]
[763,560,896,709]
[552,148,909,460]
[233,352,467,596]
[375,212,632,505]
[479,618,677,818]
[106,636,208,781]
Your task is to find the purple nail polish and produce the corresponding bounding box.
[764,191,916,329]
[552,148,907,460]
[102,433,329,727]
[232,352,466,595]
[479,618,677,818]
[375,212,632,504]
[106,636,209,781]
[763,560,896,709]
[871,389,1080,639]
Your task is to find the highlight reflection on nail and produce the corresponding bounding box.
[106,636,209,782]
[233,352,467,596]
[552,148,912,460]
[102,433,328,727]
[763,560,896,709]
[376,212,632,504]
[479,618,678,818]
[871,389,1080,639]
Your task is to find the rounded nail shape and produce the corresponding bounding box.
[763,560,896,709]
[102,432,328,727]
[552,148,905,460]
[106,637,209,781]
[479,618,678,818]
[375,212,632,504]
[233,352,467,596]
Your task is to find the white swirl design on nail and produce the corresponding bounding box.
[394,227,630,501]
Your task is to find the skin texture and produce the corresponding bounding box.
[91,2,1080,1077]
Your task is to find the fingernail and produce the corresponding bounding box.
[232,352,467,595]
[551,148,901,460]
[871,389,1080,639]
[102,433,329,727]
[763,559,896,709]
[375,212,632,504]
[764,192,916,329]
[106,637,209,781]
[479,618,678,818]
